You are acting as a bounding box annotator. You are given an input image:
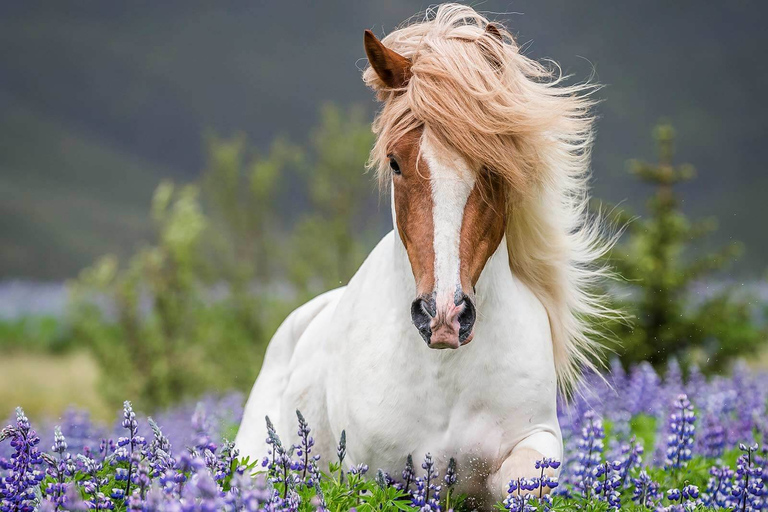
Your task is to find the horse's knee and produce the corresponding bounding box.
[487,432,562,498]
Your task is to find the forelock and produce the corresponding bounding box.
[364,3,598,200]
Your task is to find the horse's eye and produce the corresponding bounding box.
[389,157,401,175]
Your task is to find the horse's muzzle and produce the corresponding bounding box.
[410,293,476,349]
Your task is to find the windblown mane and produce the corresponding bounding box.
[364,4,614,394]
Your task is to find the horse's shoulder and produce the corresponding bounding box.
[285,287,346,341]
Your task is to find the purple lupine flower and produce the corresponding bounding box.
[664,394,696,470]
[664,358,684,398]
[59,408,102,456]
[732,443,765,512]
[375,469,389,490]
[685,363,707,401]
[43,425,75,507]
[336,429,346,483]
[306,450,324,492]
[225,472,275,510]
[51,425,67,455]
[625,362,663,417]
[411,476,427,509]
[295,409,319,485]
[399,454,415,495]
[77,453,112,510]
[613,436,643,488]
[0,407,45,512]
[146,417,174,478]
[503,481,538,512]
[444,457,457,488]
[115,400,146,502]
[606,411,633,461]
[699,411,726,458]
[731,362,768,447]
[702,465,736,508]
[181,467,225,510]
[592,462,621,510]
[421,453,442,510]
[572,411,604,499]
[443,458,460,512]
[533,458,560,500]
[412,453,441,511]
[63,482,89,511]
[348,463,369,476]
[665,485,700,511]
[264,415,282,479]
[631,470,660,507]
[176,450,207,496]
[133,460,151,500]
[214,439,238,482]
[98,437,115,463]
[756,446,768,507]
[336,429,346,465]
[191,403,217,455]
[263,416,298,500]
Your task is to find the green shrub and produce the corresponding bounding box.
[0,316,73,354]
[67,104,379,410]
[68,183,268,409]
[601,124,765,370]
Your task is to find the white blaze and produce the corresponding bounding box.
[421,139,475,307]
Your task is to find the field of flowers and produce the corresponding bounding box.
[1,359,767,511]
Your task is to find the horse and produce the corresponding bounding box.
[235,4,610,506]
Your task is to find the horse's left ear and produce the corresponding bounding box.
[364,29,412,89]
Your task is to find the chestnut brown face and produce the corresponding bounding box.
[389,129,507,349]
[365,28,508,349]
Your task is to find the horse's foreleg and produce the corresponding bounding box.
[487,431,561,499]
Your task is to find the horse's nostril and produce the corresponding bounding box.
[457,294,476,342]
[410,297,434,344]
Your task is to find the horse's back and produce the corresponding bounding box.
[234,287,345,460]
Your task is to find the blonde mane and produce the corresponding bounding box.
[364,4,613,394]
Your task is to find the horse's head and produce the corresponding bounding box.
[364,29,508,349]
[362,4,606,391]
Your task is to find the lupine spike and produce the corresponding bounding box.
[1,366,767,510]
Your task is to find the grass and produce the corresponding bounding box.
[0,350,110,422]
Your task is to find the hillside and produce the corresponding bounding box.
[0,92,165,278]
[1,1,766,278]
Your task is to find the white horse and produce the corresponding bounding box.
[235,4,609,506]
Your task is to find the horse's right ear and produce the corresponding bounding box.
[364,30,412,90]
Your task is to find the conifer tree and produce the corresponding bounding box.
[605,124,763,368]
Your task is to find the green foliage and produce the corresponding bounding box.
[202,133,302,286]
[289,104,379,298]
[312,465,414,511]
[68,183,266,409]
[0,316,73,354]
[67,104,379,410]
[603,124,765,370]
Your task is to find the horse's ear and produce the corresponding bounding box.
[480,23,505,69]
[364,29,412,89]
[484,23,503,43]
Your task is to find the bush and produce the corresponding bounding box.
[601,124,765,370]
[0,316,73,354]
[68,183,268,409]
[67,104,382,410]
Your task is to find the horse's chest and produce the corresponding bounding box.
[327,340,513,472]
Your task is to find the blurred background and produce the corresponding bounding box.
[1,1,766,420]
